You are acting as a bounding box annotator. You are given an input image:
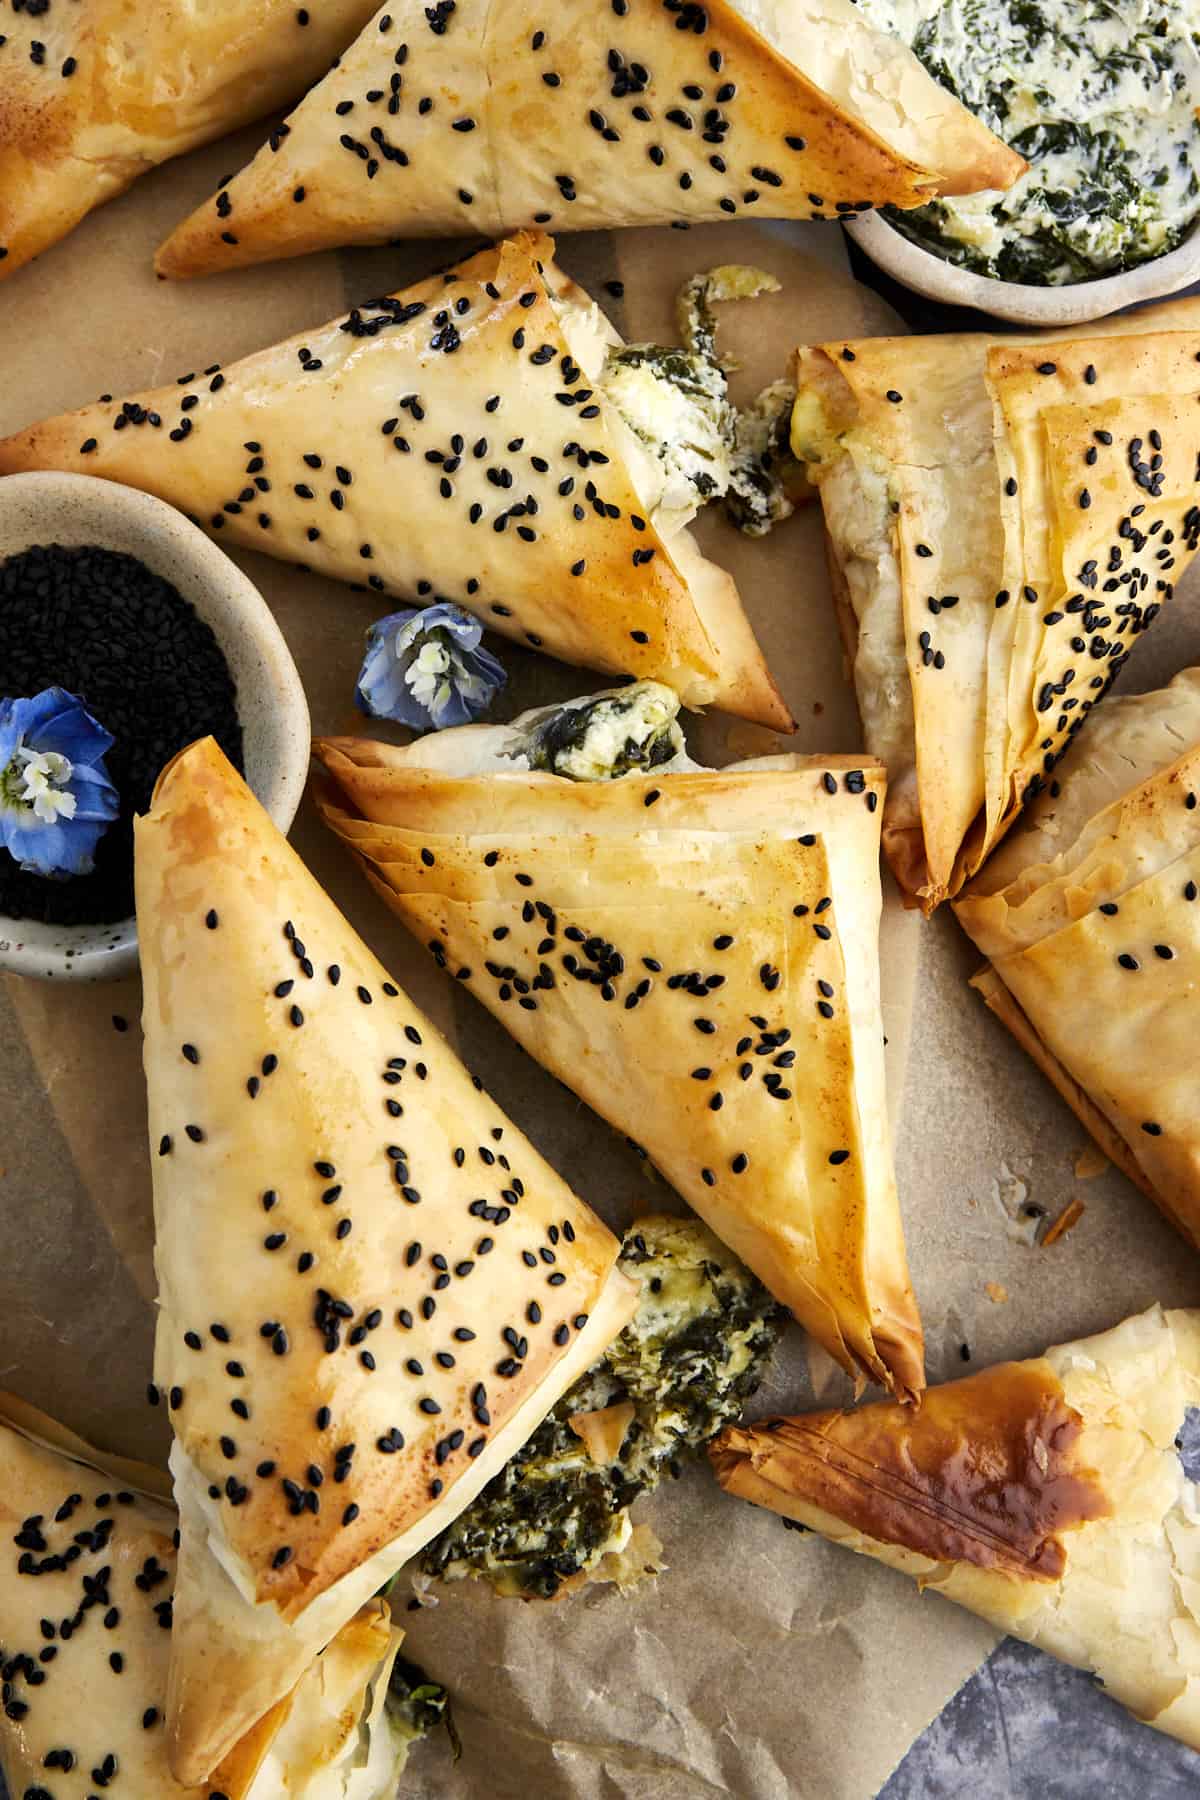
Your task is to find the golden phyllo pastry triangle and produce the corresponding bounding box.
[153,0,1022,280]
[956,665,1200,1250]
[792,296,1200,911]
[135,738,635,1783]
[312,688,923,1400]
[0,1393,409,1799]
[0,233,787,730]
[712,1305,1200,1752]
[0,0,381,282]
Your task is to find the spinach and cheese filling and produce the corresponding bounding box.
[595,267,801,535]
[855,0,1200,284]
[387,681,696,782]
[418,1216,785,1599]
[859,0,1200,284]
[728,377,806,537]
[516,681,689,782]
[599,346,736,514]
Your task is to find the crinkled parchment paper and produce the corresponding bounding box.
[4,132,1198,1797]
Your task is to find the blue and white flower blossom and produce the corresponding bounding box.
[0,687,119,878]
[356,604,507,732]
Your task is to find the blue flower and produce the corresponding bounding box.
[0,687,119,879]
[356,604,506,732]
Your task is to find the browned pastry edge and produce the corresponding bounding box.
[711,1357,1109,1580]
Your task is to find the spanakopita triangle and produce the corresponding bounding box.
[312,684,924,1399]
[0,233,788,731]
[791,296,1200,909]
[0,0,380,282]
[956,665,1200,1251]
[0,1393,409,1800]
[154,0,1022,279]
[136,737,635,1783]
[712,1305,1200,1753]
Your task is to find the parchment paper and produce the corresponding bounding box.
[3,128,1198,1800]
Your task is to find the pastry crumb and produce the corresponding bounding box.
[1042,1197,1086,1246]
[1073,1143,1109,1181]
[984,1281,1009,1304]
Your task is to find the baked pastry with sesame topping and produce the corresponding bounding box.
[312,680,925,1400]
[153,0,1022,280]
[792,296,1200,912]
[134,736,636,1784]
[0,0,381,284]
[0,1391,413,1799]
[0,232,788,730]
[712,1303,1200,1753]
[956,665,1200,1250]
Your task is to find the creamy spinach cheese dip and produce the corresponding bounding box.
[855,0,1200,285]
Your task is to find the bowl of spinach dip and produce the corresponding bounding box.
[847,0,1200,321]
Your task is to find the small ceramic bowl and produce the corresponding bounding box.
[847,211,1200,327]
[0,472,309,982]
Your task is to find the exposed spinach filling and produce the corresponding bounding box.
[517,682,686,782]
[596,265,801,532]
[726,378,804,538]
[857,0,1200,284]
[601,343,734,503]
[418,1217,785,1599]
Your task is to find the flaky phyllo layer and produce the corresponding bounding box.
[712,1305,1200,1754]
[792,295,1200,910]
[956,665,1200,1251]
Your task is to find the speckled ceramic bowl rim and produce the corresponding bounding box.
[846,211,1200,327]
[0,472,310,983]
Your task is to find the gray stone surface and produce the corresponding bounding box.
[882,1641,1200,1800]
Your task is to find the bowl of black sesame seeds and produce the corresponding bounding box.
[0,472,310,981]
